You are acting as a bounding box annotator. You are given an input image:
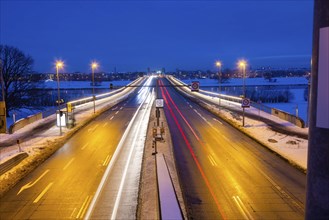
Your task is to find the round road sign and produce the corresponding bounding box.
[242,98,250,107]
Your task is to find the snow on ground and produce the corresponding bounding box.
[43,80,132,89]
[171,76,308,170]
[183,77,309,122]
[182,76,308,86]
[0,78,142,164]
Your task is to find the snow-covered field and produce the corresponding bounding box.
[43,79,132,89]
[182,77,309,123]
[182,76,308,87]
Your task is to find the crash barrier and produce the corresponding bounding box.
[0,152,28,175]
[156,153,183,220]
[66,77,144,112]
[167,76,305,128]
[9,113,42,134]
[7,77,145,134]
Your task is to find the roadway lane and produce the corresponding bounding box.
[0,78,154,219]
[159,78,306,219]
[86,78,154,219]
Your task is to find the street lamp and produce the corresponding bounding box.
[238,60,247,127]
[56,60,64,135]
[91,62,98,114]
[238,60,247,98]
[215,61,222,111]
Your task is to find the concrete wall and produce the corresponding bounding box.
[271,108,305,128]
[9,113,43,134]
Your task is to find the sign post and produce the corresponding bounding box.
[241,98,250,127]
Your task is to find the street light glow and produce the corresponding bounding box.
[56,61,64,69]
[238,60,246,68]
[215,61,222,67]
[91,62,98,69]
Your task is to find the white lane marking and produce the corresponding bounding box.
[233,195,254,220]
[208,155,218,167]
[194,109,209,123]
[256,167,304,212]
[63,158,75,170]
[77,195,92,219]
[115,111,119,115]
[222,135,230,143]
[120,107,123,110]
[88,125,99,133]
[85,88,154,220]
[111,91,153,220]
[102,155,112,166]
[33,182,54,203]
[17,169,50,195]
[81,143,89,150]
[102,122,108,128]
[213,118,223,125]
[70,208,77,219]
[189,105,193,108]
[110,116,114,121]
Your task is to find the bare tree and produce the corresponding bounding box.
[0,45,42,116]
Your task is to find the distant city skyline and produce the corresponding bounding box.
[0,1,313,72]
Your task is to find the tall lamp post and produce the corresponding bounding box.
[215,61,222,111]
[238,60,247,127]
[56,61,64,135]
[91,62,98,114]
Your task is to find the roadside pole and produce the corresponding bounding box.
[306,0,329,219]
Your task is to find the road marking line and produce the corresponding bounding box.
[102,122,108,127]
[70,208,77,219]
[33,182,53,203]
[120,107,123,110]
[102,155,112,166]
[63,158,75,170]
[115,111,119,115]
[110,116,114,120]
[85,87,154,220]
[213,118,223,125]
[256,167,304,213]
[17,169,50,195]
[194,109,209,123]
[233,196,254,220]
[81,143,89,150]
[77,195,92,219]
[222,135,230,142]
[208,155,215,166]
[208,155,217,167]
[111,90,154,219]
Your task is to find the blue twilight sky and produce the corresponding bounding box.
[0,0,314,73]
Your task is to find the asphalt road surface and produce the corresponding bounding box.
[159,77,306,220]
[0,77,154,219]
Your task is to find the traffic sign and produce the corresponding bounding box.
[191,81,200,92]
[155,99,164,108]
[242,98,250,108]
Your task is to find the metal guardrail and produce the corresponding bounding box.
[7,77,145,134]
[0,152,28,175]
